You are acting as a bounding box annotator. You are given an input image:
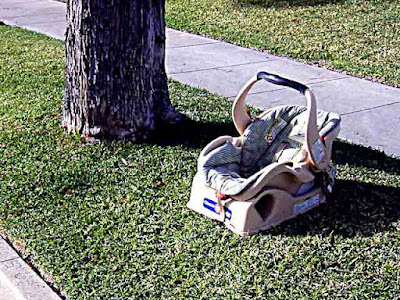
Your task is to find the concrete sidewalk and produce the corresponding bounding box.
[0,237,60,300]
[1,0,399,157]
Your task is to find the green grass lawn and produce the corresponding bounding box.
[1,26,399,299]
[166,0,400,86]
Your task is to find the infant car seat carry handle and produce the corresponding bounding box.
[257,72,308,94]
[233,72,327,170]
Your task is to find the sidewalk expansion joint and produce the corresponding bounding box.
[0,257,19,264]
[169,59,278,75]
[0,11,65,21]
[226,76,350,99]
[167,41,220,49]
[340,101,400,116]
[16,20,66,26]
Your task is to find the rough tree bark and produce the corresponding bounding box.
[63,0,180,140]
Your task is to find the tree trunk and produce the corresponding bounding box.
[63,0,180,140]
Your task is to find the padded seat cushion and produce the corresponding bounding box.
[198,105,340,196]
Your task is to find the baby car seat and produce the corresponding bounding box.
[187,72,341,235]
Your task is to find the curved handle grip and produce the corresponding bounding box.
[232,72,310,136]
[257,72,308,94]
[232,72,327,170]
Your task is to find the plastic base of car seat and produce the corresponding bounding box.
[188,173,326,235]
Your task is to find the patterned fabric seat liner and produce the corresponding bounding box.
[199,105,340,196]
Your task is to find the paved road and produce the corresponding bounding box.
[1,0,399,158]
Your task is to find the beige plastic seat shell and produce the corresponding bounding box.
[187,72,341,235]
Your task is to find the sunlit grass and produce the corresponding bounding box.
[0,26,399,299]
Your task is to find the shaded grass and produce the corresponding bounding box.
[1,26,399,299]
[166,0,400,86]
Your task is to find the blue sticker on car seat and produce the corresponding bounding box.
[294,194,320,213]
[203,198,232,220]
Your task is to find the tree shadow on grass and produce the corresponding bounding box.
[268,141,400,237]
[269,179,400,238]
[148,117,238,150]
[333,141,400,175]
[233,0,347,9]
